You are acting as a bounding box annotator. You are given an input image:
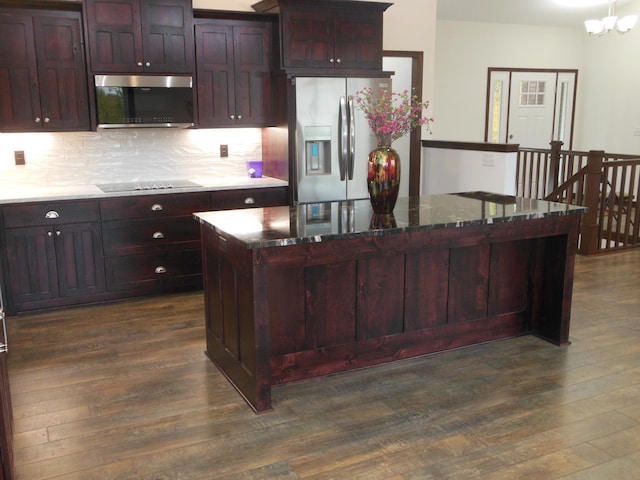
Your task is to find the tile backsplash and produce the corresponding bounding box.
[0,128,263,187]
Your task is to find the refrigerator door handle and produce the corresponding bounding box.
[338,95,348,181]
[0,311,7,353]
[347,95,356,180]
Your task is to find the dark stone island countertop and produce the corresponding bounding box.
[194,191,587,249]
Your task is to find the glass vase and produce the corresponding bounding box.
[367,145,401,214]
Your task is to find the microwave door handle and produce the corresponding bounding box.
[347,95,356,180]
[338,96,347,181]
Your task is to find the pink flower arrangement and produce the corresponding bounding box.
[356,87,433,146]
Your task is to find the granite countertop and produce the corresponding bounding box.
[0,176,288,205]
[194,191,587,249]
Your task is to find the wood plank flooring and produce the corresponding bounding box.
[6,249,640,479]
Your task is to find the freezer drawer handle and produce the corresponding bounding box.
[155,266,167,274]
[45,210,60,219]
[152,232,165,239]
[151,204,163,211]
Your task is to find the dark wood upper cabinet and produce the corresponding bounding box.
[194,17,275,127]
[0,7,90,132]
[84,0,194,74]
[252,0,391,75]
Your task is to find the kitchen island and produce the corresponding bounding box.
[194,192,586,413]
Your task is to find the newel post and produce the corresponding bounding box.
[580,150,604,255]
[547,140,563,196]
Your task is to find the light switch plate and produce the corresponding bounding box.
[220,144,229,157]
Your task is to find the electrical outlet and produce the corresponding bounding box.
[14,150,25,165]
[482,153,495,167]
[220,144,229,157]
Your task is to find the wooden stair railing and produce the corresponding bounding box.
[518,146,640,254]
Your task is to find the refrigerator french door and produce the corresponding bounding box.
[294,76,391,203]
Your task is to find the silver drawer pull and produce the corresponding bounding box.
[151,204,163,211]
[244,197,255,205]
[152,232,164,239]
[45,210,60,219]
[155,266,167,274]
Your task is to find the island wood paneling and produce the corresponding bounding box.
[201,212,580,412]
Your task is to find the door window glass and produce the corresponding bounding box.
[519,81,545,106]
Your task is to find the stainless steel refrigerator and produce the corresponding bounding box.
[293,76,391,203]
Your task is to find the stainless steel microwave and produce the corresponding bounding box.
[94,74,194,128]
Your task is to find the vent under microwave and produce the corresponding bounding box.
[95,74,194,129]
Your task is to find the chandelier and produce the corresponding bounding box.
[584,0,638,34]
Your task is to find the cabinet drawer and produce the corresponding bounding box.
[100,192,211,221]
[102,216,201,256]
[105,250,202,292]
[3,201,99,228]
[210,187,288,210]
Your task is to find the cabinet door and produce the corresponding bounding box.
[4,226,59,305]
[86,0,194,73]
[233,23,273,126]
[195,22,236,127]
[140,0,194,73]
[0,11,42,131]
[333,11,382,71]
[54,222,106,298]
[85,0,145,73]
[32,13,90,131]
[195,20,273,127]
[281,10,334,70]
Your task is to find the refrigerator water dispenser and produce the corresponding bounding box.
[304,126,331,175]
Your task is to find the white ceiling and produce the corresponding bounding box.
[437,0,637,28]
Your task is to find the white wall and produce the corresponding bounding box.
[578,4,640,154]
[434,21,584,145]
[433,0,640,155]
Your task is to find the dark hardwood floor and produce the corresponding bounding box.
[6,250,640,479]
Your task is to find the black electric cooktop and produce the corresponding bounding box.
[97,179,201,193]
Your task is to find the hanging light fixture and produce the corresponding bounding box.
[584,0,638,34]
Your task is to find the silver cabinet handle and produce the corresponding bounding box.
[56,230,61,236]
[237,115,242,120]
[155,266,167,274]
[336,58,341,63]
[151,204,163,211]
[230,114,235,120]
[152,232,164,239]
[145,61,150,67]
[45,210,60,219]
[244,197,255,205]
[329,58,334,63]
[35,117,41,123]
[137,61,143,66]
[44,117,50,123]
[47,231,53,237]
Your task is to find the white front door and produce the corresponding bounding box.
[486,69,577,150]
[507,72,557,149]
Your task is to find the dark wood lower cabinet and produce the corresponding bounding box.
[3,222,105,312]
[0,187,288,314]
[201,214,580,413]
